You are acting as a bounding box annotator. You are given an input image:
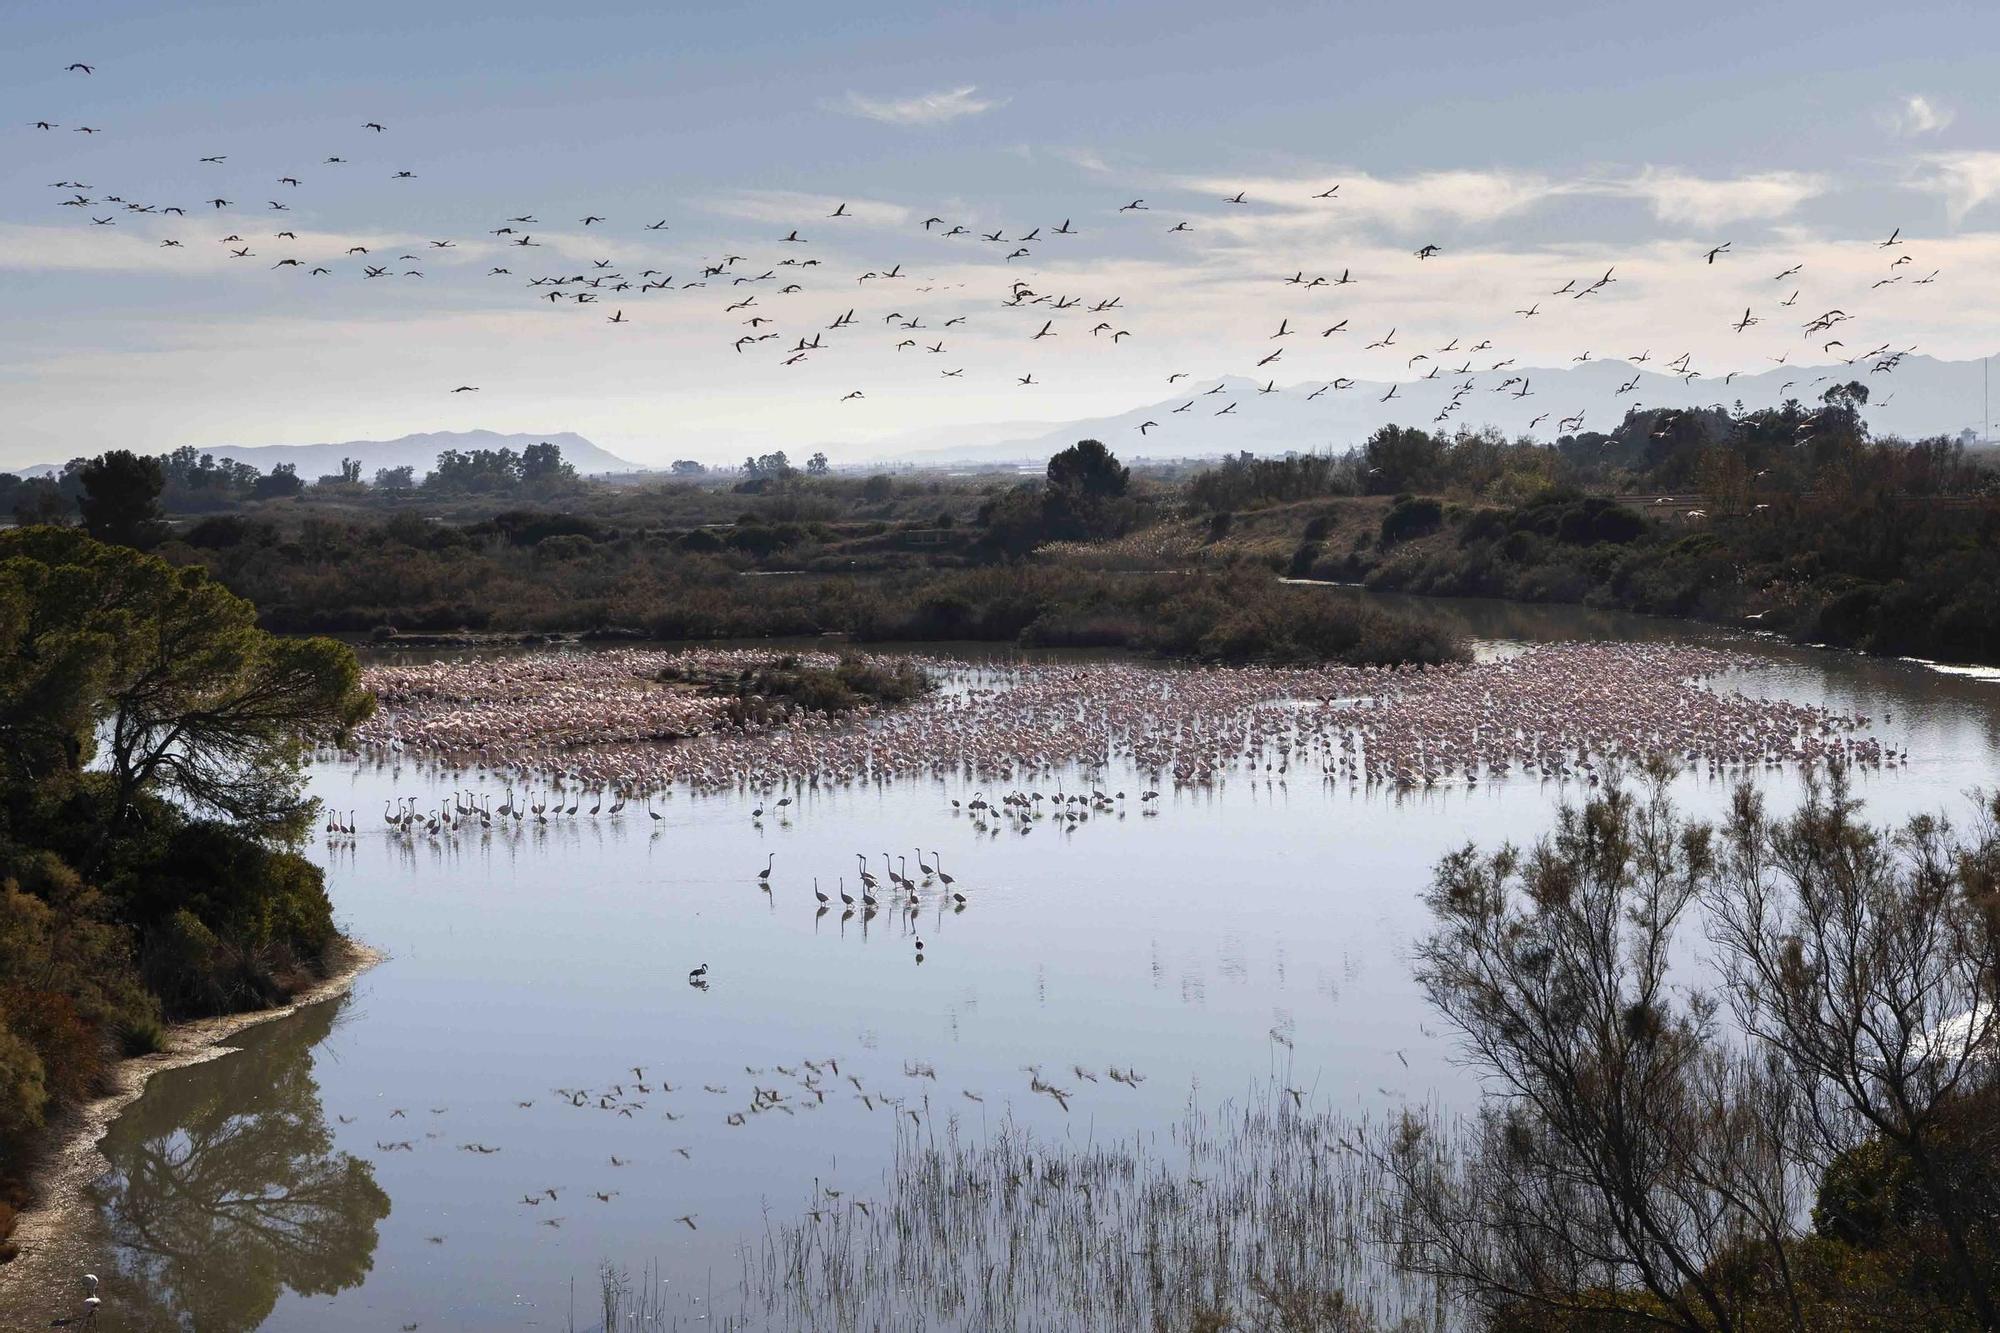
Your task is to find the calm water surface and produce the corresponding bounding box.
[80,595,2000,1331]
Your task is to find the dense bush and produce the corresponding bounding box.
[1186,452,1359,511]
[1346,485,2000,664]
[0,1007,47,1155]
[1503,492,1647,546]
[0,529,366,1256]
[0,774,347,1175]
[1379,497,1444,546]
[182,514,270,549]
[477,510,607,547]
[850,566,1465,666]
[678,653,935,726]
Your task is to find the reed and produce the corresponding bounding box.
[728,1086,1439,1332]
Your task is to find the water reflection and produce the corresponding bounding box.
[89,995,388,1333]
[68,602,2000,1330]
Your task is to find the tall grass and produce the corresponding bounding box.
[735,1089,1439,1331]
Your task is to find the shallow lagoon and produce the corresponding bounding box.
[79,596,2000,1331]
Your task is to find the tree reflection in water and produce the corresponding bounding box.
[89,993,388,1332]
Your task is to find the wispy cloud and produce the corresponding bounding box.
[1052,146,1112,175]
[1614,168,1827,228]
[1910,150,2000,224]
[700,190,910,229]
[833,85,999,127]
[1175,167,1570,233]
[1885,93,1955,137]
[0,222,439,273]
[1172,165,1827,242]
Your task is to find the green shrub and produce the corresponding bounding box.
[120,1013,166,1057]
[181,514,267,549]
[0,1006,49,1167]
[1380,497,1444,546]
[1,987,100,1108]
[0,868,159,1053]
[141,909,226,1014]
[533,532,595,561]
[1459,508,1506,545]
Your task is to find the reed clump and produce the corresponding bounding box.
[737,1090,1438,1332]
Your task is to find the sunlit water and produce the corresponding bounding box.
[77,592,2000,1331]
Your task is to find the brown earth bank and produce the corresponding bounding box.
[0,940,382,1328]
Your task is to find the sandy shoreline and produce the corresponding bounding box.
[0,939,385,1326]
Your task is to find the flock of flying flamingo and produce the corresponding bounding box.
[28,59,1938,443]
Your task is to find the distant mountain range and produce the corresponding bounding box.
[17,430,639,480]
[15,356,1992,481]
[878,354,1996,465]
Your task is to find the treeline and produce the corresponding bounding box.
[128,436,1454,663]
[844,565,1465,665]
[1188,387,1995,513]
[0,440,583,525]
[1181,394,2000,664]
[1304,486,2000,664]
[0,529,371,1258]
[168,510,1462,665]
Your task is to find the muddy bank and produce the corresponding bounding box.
[0,940,384,1326]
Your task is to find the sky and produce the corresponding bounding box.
[4,0,2000,469]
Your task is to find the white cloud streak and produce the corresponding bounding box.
[1052,146,1112,175]
[1614,168,1828,228]
[0,221,443,273]
[701,190,910,229]
[833,85,999,127]
[1174,168,1572,233]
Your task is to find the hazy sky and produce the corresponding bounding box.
[5,0,1999,468]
